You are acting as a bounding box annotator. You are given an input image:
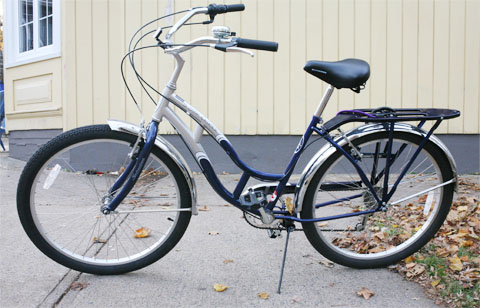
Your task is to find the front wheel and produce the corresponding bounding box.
[301,131,455,268]
[17,125,192,274]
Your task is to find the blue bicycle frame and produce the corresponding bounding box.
[104,102,453,225]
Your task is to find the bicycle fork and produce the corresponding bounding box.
[102,121,159,214]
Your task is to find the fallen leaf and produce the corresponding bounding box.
[319,260,334,268]
[69,281,89,291]
[373,232,385,241]
[406,263,417,269]
[431,279,441,287]
[198,205,210,211]
[448,256,463,271]
[92,237,107,243]
[368,246,386,253]
[356,287,374,300]
[435,247,450,257]
[257,292,269,299]
[134,227,151,238]
[213,283,228,292]
[223,259,234,264]
[285,197,294,214]
[404,256,415,263]
[460,255,469,262]
[318,222,329,227]
[457,205,469,212]
[466,196,478,204]
[208,231,220,236]
[418,194,427,203]
[461,240,473,247]
[406,264,425,278]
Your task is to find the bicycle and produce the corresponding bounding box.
[17,4,460,292]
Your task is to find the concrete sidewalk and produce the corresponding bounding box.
[1,154,437,308]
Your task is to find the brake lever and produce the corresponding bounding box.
[225,47,255,57]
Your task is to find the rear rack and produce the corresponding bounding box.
[323,108,460,132]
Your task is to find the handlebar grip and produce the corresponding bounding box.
[234,38,279,52]
[225,4,245,12]
[207,4,245,15]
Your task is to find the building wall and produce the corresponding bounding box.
[5,0,480,135]
[4,57,63,131]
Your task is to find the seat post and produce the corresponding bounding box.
[314,85,334,118]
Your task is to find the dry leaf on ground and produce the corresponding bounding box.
[406,264,426,278]
[319,260,334,268]
[213,283,228,292]
[223,259,234,264]
[208,231,220,236]
[257,292,270,299]
[134,227,151,238]
[431,279,441,287]
[404,256,415,263]
[92,237,107,243]
[198,205,210,211]
[356,287,374,300]
[69,281,89,291]
[448,256,463,271]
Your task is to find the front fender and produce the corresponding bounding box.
[108,120,198,215]
[294,122,458,212]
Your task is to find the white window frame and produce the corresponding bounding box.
[4,0,61,68]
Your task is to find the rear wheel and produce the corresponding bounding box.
[17,125,192,274]
[301,131,454,268]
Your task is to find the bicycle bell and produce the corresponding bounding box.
[212,26,234,39]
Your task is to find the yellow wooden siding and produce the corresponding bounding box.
[8,0,477,134]
[4,57,63,131]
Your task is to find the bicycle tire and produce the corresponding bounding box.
[17,125,192,274]
[301,131,454,268]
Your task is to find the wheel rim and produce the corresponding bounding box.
[30,138,183,266]
[311,136,445,260]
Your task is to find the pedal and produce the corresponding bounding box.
[267,229,281,239]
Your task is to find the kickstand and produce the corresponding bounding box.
[277,226,294,294]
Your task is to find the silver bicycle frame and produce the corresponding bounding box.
[150,37,253,165]
[151,35,336,167]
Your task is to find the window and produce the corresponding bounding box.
[38,0,53,48]
[18,0,34,52]
[4,0,61,67]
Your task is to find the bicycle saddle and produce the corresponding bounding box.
[304,59,370,92]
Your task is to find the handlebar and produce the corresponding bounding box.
[207,4,245,16]
[163,4,278,54]
[166,3,244,40]
[233,38,278,52]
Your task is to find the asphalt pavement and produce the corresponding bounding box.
[0,153,438,308]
